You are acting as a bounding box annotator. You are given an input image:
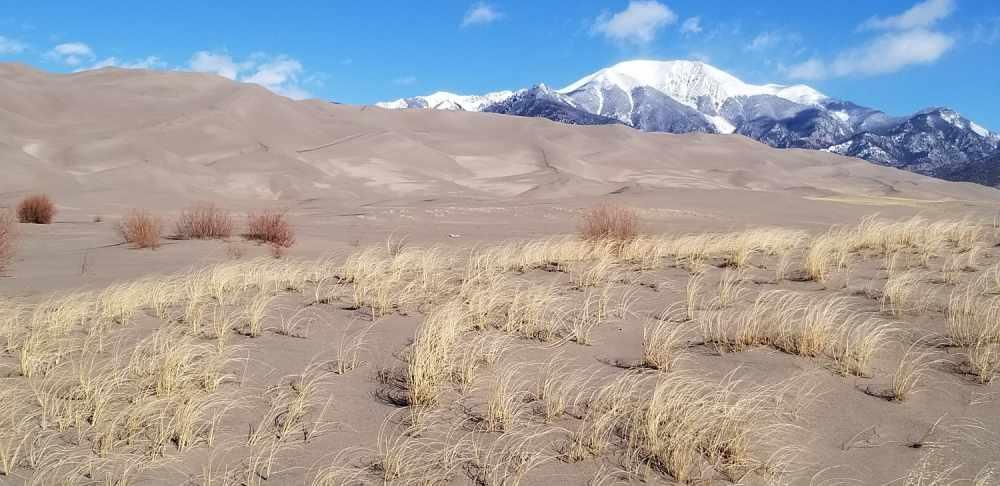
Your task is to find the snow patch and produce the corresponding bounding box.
[707,115,735,134]
[560,60,828,109]
[376,90,515,112]
[969,121,991,138]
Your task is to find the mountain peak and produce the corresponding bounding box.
[558,59,827,109]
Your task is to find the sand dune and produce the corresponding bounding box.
[2,63,997,216]
[3,64,1000,486]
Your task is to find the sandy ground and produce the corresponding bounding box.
[1,64,1000,485]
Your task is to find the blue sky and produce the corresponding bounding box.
[1,0,998,129]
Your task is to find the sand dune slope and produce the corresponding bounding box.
[1,63,997,213]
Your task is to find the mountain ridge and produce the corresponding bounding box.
[377,59,999,186]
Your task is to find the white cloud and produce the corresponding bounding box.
[85,56,166,71]
[680,17,702,34]
[744,31,802,51]
[786,0,955,81]
[462,2,502,28]
[242,55,308,98]
[593,0,677,45]
[861,0,954,31]
[785,58,826,80]
[188,51,242,79]
[187,51,312,99]
[0,35,27,55]
[787,29,954,80]
[393,75,417,86]
[45,42,96,66]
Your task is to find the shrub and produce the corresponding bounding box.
[580,203,638,241]
[0,209,15,272]
[16,194,56,224]
[245,209,295,249]
[117,210,163,249]
[175,203,234,239]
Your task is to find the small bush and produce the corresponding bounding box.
[580,203,639,241]
[117,210,162,249]
[0,209,15,272]
[245,209,295,249]
[175,203,234,239]
[16,194,56,224]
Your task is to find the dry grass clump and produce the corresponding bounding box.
[967,339,1000,384]
[175,203,234,239]
[805,229,851,281]
[946,284,1000,349]
[888,340,942,401]
[701,291,893,376]
[805,216,986,282]
[881,269,934,317]
[580,204,639,242]
[642,318,688,371]
[16,194,56,224]
[567,373,805,483]
[0,209,14,272]
[117,209,163,249]
[246,208,295,249]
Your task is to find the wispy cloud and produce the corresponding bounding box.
[393,75,417,86]
[462,2,503,28]
[242,55,309,99]
[972,17,1000,45]
[86,56,166,70]
[0,35,27,55]
[788,29,953,80]
[680,16,702,34]
[188,51,244,79]
[787,0,955,80]
[745,30,801,51]
[186,51,312,99]
[44,42,95,66]
[860,0,954,31]
[593,0,677,45]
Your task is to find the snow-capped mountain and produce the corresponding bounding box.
[375,90,514,111]
[375,60,999,186]
[826,108,1000,175]
[557,60,827,131]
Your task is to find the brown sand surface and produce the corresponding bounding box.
[1,65,999,485]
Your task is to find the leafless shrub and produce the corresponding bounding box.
[16,194,56,224]
[246,209,295,249]
[117,209,163,249]
[580,204,639,242]
[175,203,234,239]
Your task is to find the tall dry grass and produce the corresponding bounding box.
[701,291,893,376]
[0,209,14,273]
[16,194,56,224]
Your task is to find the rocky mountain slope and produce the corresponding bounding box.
[378,60,999,186]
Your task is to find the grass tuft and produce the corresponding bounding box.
[0,209,15,273]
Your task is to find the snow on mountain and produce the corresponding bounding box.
[558,60,827,111]
[375,90,514,111]
[373,59,999,187]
